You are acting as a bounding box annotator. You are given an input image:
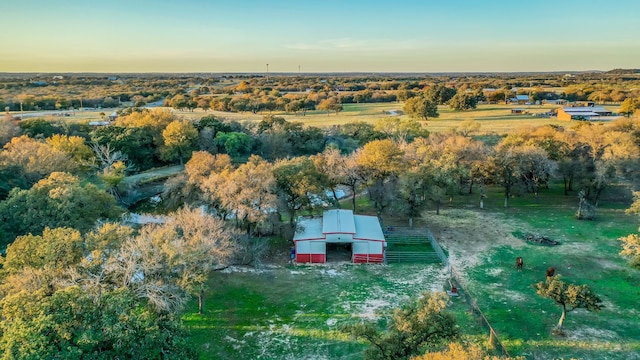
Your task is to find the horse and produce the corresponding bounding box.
[515,257,524,271]
[546,266,555,278]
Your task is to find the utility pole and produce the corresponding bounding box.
[298,65,301,74]
[266,63,269,83]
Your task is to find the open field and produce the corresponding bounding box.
[19,102,623,135]
[157,102,622,133]
[183,263,486,360]
[424,184,640,359]
[183,183,640,359]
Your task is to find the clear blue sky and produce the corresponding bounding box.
[2,0,639,73]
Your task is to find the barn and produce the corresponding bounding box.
[293,209,386,264]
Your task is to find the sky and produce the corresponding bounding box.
[2,0,639,73]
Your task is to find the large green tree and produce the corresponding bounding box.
[161,120,198,164]
[403,96,438,121]
[448,92,478,111]
[0,172,123,245]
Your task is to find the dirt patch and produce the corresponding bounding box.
[567,326,620,342]
[424,209,527,275]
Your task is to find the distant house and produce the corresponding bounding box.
[543,99,567,105]
[511,108,527,114]
[108,112,118,121]
[557,106,612,121]
[52,75,64,80]
[293,209,386,264]
[509,95,530,105]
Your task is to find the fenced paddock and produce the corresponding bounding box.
[384,227,442,264]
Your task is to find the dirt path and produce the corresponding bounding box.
[424,209,527,276]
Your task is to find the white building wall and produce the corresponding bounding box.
[310,241,326,254]
[297,241,310,253]
[353,241,383,254]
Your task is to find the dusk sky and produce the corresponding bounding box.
[2,0,639,73]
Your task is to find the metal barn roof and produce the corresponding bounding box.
[353,215,385,241]
[293,210,385,242]
[322,209,356,234]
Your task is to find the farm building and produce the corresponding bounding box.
[293,209,386,264]
[509,95,530,105]
[557,106,612,121]
[542,99,567,105]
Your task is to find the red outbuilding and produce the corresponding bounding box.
[293,209,386,263]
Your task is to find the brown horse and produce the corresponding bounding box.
[516,257,524,271]
[546,267,555,278]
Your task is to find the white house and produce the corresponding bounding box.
[293,209,386,263]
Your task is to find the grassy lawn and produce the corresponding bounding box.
[183,263,485,360]
[427,184,640,359]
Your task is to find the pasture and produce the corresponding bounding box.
[171,102,622,134]
[425,184,640,359]
[183,183,640,359]
[50,101,621,135]
[183,263,485,360]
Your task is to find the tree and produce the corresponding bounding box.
[424,85,456,105]
[0,165,27,200]
[0,286,196,359]
[0,135,77,184]
[2,227,83,273]
[397,169,428,228]
[619,98,639,117]
[161,120,198,164]
[214,131,252,158]
[317,97,343,115]
[534,275,603,331]
[18,118,60,138]
[619,232,640,268]
[403,96,438,121]
[158,207,238,314]
[374,117,429,142]
[46,134,94,170]
[342,292,458,360]
[449,92,478,111]
[217,155,277,234]
[492,146,521,208]
[91,125,157,170]
[513,145,554,199]
[456,119,481,137]
[619,191,640,268]
[356,139,405,216]
[412,341,519,360]
[0,172,123,245]
[273,157,328,224]
[0,116,21,147]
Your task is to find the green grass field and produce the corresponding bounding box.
[183,263,486,360]
[170,102,621,133]
[57,101,621,134]
[182,183,640,359]
[427,184,640,359]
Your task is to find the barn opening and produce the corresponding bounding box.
[326,242,352,262]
